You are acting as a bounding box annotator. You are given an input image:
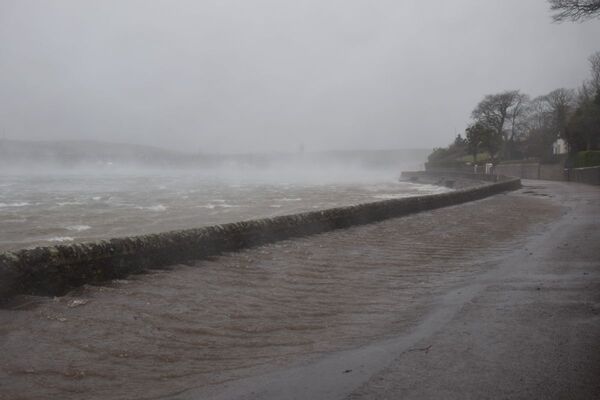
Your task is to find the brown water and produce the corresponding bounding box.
[0,190,561,400]
[0,171,449,251]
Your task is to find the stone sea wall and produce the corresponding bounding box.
[480,162,599,185]
[494,163,566,181]
[430,163,567,181]
[0,172,520,301]
[565,166,600,185]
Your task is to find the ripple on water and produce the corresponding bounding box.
[0,202,30,208]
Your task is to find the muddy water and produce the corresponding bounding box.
[0,172,449,251]
[0,191,561,400]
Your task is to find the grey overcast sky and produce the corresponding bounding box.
[1,0,599,153]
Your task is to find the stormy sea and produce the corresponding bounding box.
[0,141,444,251]
[0,169,449,252]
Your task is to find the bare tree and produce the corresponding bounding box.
[565,56,600,151]
[472,90,527,159]
[522,89,574,159]
[545,88,575,138]
[507,92,530,142]
[589,51,600,95]
[525,96,551,133]
[465,123,482,163]
[548,0,600,22]
[471,91,515,136]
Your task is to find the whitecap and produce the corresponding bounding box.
[136,204,167,212]
[57,201,84,206]
[270,204,282,208]
[48,236,74,242]
[278,198,302,202]
[0,202,29,208]
[65,225,91,232]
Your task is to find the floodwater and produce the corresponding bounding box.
[0,170,449,251]
[0,188,561,400]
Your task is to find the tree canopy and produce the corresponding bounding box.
[427,52,600,168]
[548,0,600,22]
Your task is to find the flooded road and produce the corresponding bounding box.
[0,188,561,400]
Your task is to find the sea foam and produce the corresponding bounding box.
[65,225,91,232]
[48,236,74,242]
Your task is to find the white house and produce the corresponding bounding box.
[553,138,568,155]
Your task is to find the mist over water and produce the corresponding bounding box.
[0,147,446,251]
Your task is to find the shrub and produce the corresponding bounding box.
[574,151,600,168]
